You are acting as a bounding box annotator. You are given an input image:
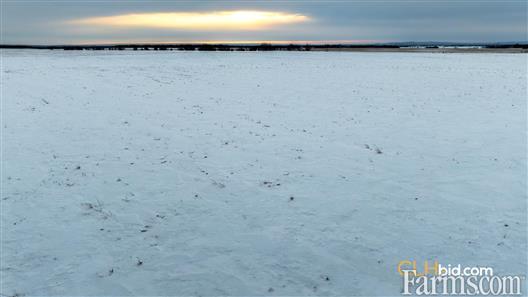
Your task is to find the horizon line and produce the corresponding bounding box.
[2,40,528,47]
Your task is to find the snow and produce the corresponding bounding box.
[1,50,526,296]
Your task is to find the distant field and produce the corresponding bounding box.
[310,47,527,53]
[2,44,527,53]
[1,51,526,296]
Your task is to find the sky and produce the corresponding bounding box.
[1,0,527,45]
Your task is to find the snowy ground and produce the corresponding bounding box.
[1,50,526,296]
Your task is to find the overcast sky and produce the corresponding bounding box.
[2,0,527,44]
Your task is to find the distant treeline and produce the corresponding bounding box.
[0,43,396,51]
[1,43,527,51]
[484,44,528,49]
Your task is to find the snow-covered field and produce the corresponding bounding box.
[1,50,526,296]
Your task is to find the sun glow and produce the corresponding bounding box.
[71,11,309,30]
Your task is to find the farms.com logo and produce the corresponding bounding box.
[397,260,525,295]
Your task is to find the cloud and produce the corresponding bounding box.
[69,11,310,31]
[2,1,525,44]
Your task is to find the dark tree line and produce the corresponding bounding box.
[1,43,526,51]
